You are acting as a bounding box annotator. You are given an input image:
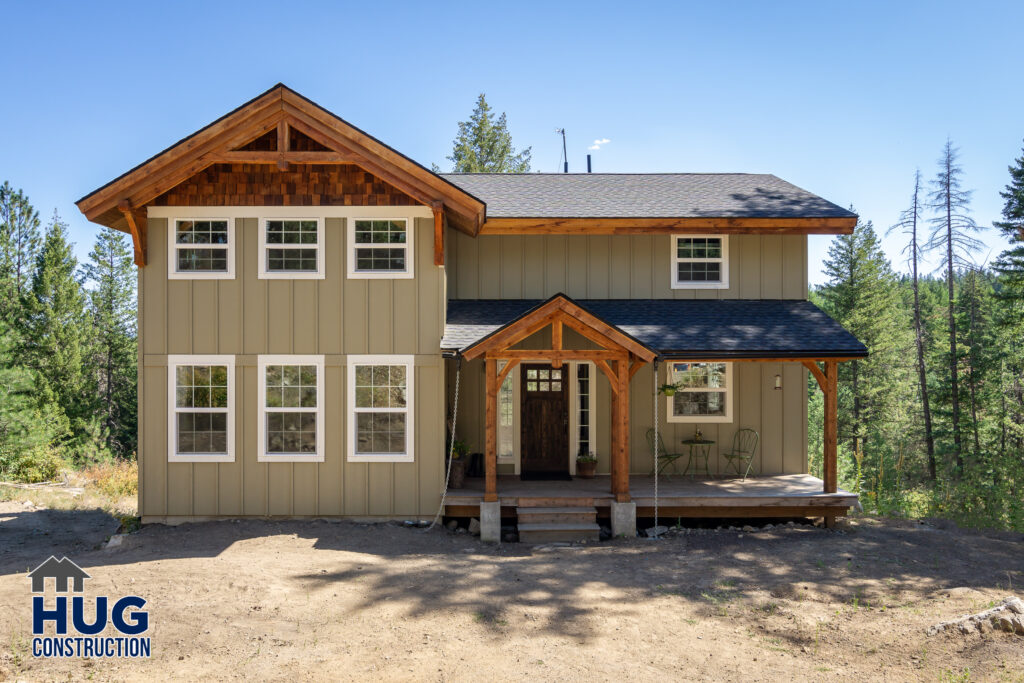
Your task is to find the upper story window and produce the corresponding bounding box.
[348,218,414,279]
[672,235,728,289]
[167,355,235,462]
[258,219,325,279]
[169,219,235,279]
[665,361,733,423]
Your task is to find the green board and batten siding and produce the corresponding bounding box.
[446,231,809,478]
[139,217,445,520]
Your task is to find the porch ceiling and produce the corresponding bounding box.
[442,297,868,360]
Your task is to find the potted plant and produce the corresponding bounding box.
[448,439,470,489]
[658,382,682,397]
[576,451,598,479]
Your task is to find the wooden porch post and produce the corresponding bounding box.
[484,358,498,502]
[612,356,631,502]
[823,360,838,527]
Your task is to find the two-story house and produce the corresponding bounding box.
[77,84,865,541]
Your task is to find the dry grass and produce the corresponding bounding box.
[81,458,138,500]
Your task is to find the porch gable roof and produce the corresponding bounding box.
[442,297,868,360]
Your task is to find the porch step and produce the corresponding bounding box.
[516,507,598,525]
[516,506,600,543]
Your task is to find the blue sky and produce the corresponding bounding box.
[1,1,1020,285]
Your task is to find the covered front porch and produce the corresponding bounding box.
[444,473,858,520]
[442,294,867,539]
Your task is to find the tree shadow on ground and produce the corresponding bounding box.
[2,509,1021,641]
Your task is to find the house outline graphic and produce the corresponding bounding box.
[28,556,91,593]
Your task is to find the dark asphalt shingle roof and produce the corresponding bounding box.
[437,173,855,219]
[442,298,867,358]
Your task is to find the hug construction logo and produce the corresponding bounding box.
[28,556,151,658]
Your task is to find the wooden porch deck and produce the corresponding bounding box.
[445,473,858,519]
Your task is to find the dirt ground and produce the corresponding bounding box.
[1,499,1022,682]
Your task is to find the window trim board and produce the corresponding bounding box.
[167,354,236,463]
[257,218,326,280]
[346,217,415,279]
[257,355,326,463]
[346,354,415,463]
[167,218,236,280]
[665,361,734,423]
[670,234,729,290]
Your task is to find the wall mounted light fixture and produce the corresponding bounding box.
[774,374,782,390]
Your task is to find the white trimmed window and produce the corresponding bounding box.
[497,363,516,461]
[257,356,324,462]
[347,355,414,462]
[671,235,728,289]
[258,219,325,279]
[169,219,235,279]
[167,355,234,462]
[666,361,733,423]
[575,362,593,456]
[347,218,413,279]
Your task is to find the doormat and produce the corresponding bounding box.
[519,472,573,481]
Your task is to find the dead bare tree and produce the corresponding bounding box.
[927,139,984,474]
[888,169,936,479]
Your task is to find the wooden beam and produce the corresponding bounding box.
[117,201,147,267]
[432,201,444,267]
[555,299,656,361]
[823,361,838,497]
[628,358,645,380]
[613,359,631,502]
[636,505,850,519]
[595,359,619,391]
[486,349,627,361]
[496,358,520,386]
[211,151,356,163]
[803,360,827,392]
[480,216,857,236]
[484,358,498,503]
[461,310,559,361]
[278,120,289,152]
[551,320,563,369]
[78,91,284,218]
[280,90,485,227]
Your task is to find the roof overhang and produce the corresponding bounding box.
[480,216,856,235]
[75,84,486,236]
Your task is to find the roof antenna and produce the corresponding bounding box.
[555,128,568,173]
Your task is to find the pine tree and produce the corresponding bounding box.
[0,319,64,458]
[993,141,1024,302]
[927,139,984,473]
[445,94,531,173]
[83,230,137,456]
[0,181,42,326]
[819,217,913,472]
[888,170,937,478]
[21,213,99,457]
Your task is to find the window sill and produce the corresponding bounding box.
[258,271,325,280]
[347,271,414,280]
[347,454,414,463]
[168,271,235,280]
[666,415,732,424]
[258,454,325,463]
[670,281,729,290]
[169,454,234,463]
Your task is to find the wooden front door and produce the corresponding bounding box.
[520,363,569,477]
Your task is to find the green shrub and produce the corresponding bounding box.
[0,446,65,483]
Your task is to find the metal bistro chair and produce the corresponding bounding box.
[646,428,687,477]
[722,428,759,480]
